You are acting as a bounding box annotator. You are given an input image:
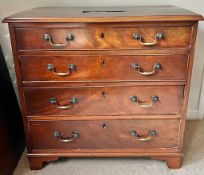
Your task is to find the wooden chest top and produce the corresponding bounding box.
[3,6,203,23]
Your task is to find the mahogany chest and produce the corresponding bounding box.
[3,6,203,169]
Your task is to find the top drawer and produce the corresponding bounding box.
[15,26,192,50]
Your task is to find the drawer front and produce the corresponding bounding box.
[30,119,180,150]
[24,86,183,116]
[16,27,192,50]
[20,55,188,82]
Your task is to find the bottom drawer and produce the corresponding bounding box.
[30,119,180,150]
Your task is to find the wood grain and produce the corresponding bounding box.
[15,26,192,50]
[19,55,188,82]
[3,6,203,23]
[29,119,180,150]
[24,86,184,116]
[8,24,32,152]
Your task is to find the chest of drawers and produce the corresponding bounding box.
[3,6,203,170]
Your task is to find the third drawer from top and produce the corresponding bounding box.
[24,85,184,116]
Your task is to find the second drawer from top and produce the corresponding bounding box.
[20,55,188,82]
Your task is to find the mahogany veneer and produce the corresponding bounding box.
[24,86,184,116]
[15,26,192,50]
[20,55,188,82]
[3,6,203,170]
[30,119,180,150]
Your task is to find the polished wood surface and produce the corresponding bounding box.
[27,114,182,120]
[20,55,188,82]
[24,86,184,116]
[30,119,180,149]
[16,26,192,50]
[4,6,203,170]
[3,6,203,23]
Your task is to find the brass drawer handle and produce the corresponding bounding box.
[49,97,78,109]
[53,131,80,143]
[47,64,77,76]
[43,33,74,47]
[130,95,159,108]
[132,32,164,46]
[129,130,157,142]
[132,63,161,76]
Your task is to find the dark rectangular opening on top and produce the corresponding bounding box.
[82,10,126,13]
